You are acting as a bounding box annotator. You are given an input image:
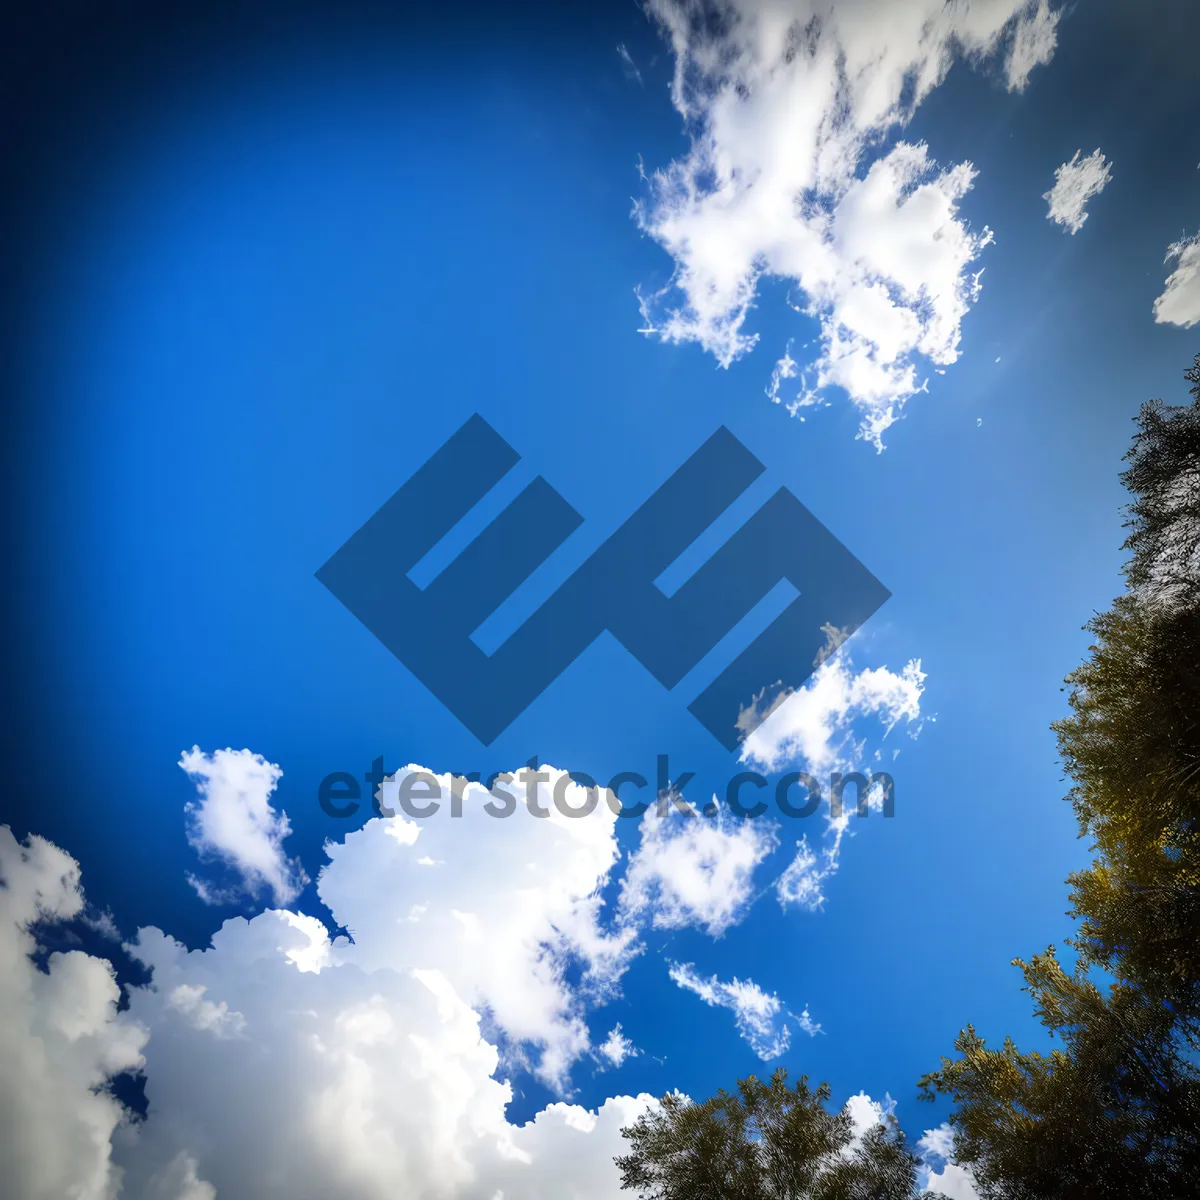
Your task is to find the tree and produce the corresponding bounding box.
[918,954,1200,1199]
[1119,352,1200,614]
[1057,353,1200,1010]
[919,355,1200,1199]
[616,1069,940,1199]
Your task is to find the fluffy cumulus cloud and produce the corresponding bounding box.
[1,751,967,1198]
[740,648,927,912]
[0,764,663,1200]
[667,961,795,1060]
[917,1123,982,1199]
[0,828,147,1200]
[636,0,1060,447]
[117,912,649,1200]
[318,766,639,1090]
[618,799,778,936]
[180,747,308,906]
[844,1090,895,1138]
[1153,232,1200,328]
[1042,148,1113,234]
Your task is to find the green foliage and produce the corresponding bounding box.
[919,953,1200,1199]
[919,355,1200,1199]
[1056,353,1200,1009]
[616,1070,934,1200]
[1119,352,1200,613]
[1055,594,1200,1008]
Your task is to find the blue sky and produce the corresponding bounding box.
[2,1,1199,1197]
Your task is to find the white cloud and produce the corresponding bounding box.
[123,927,651,1199]
[844,1090,894,1141]
[794,1004,823,1037]
[668,961,793,1060]
[924,1163,984,1199]
[917,1124,982,1199]
[1,767,661,1200]
[82,907,122,941]
[838,1101,982,1196]
[618,800,778,936]
[1043,148,1112,234]
[637,0,1060,448]
[320,766,639,1090]
[597,1024,638,1068]
[0,828,147,1200]
[916,1123,956,1163]
[740,650,925,777]
[1005,0,1060,91]
[617,42,643,86]
[136,1152,215,1200]
[180,747,308,906]
[164,984,246,1039]
[118,912,653,1200]
[1153,232,1200,328]
[765,346,799,403]
[2,767,977,1199]
[475,1095,660,1198]
[740,648,926,912]
[776,836,829,911]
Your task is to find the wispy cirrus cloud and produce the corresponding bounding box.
[667,961,796,1060]
[597,1023,639,1068]
[1043,149,1113,234]
[740,647,927,913]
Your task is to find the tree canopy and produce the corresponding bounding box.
[616,1069,938,1200]
[919,354,1200,1199]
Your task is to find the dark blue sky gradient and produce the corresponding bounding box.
[2,0,1198,1137]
